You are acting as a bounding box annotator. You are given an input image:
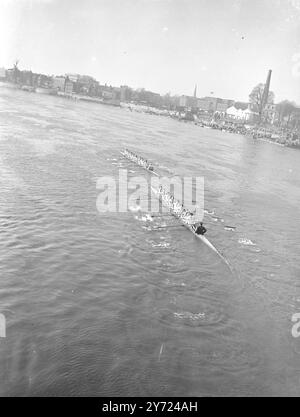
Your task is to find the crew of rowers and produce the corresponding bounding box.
[123,149,154,172]
[158,186,207,235]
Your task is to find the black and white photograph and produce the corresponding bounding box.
[0,0,300,399]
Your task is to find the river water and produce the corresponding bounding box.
[0,88,300,396]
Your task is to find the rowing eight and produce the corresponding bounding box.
[120,149,231,268]
[151,186,230,267]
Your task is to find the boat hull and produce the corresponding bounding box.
[151,186,230,267]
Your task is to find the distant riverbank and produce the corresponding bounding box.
[1,81,299,150]
[122,101,300,150]
[0,81,121,107]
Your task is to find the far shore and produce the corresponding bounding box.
[1,81,299,150]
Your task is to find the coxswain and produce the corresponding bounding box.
[193,222,207,235]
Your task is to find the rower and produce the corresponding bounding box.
[193,222,207,235]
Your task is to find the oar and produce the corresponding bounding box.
[150,214,234,226]
[150,214,173,218]
[151,225,187,230]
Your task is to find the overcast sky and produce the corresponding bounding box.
[0,0,299,103]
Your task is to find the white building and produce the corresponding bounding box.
[226,106,255,121]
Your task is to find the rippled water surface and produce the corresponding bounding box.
[0,88,300,396]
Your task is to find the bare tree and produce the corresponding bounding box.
[249,83,275,122]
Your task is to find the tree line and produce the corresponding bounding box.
[249,83,299,128]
